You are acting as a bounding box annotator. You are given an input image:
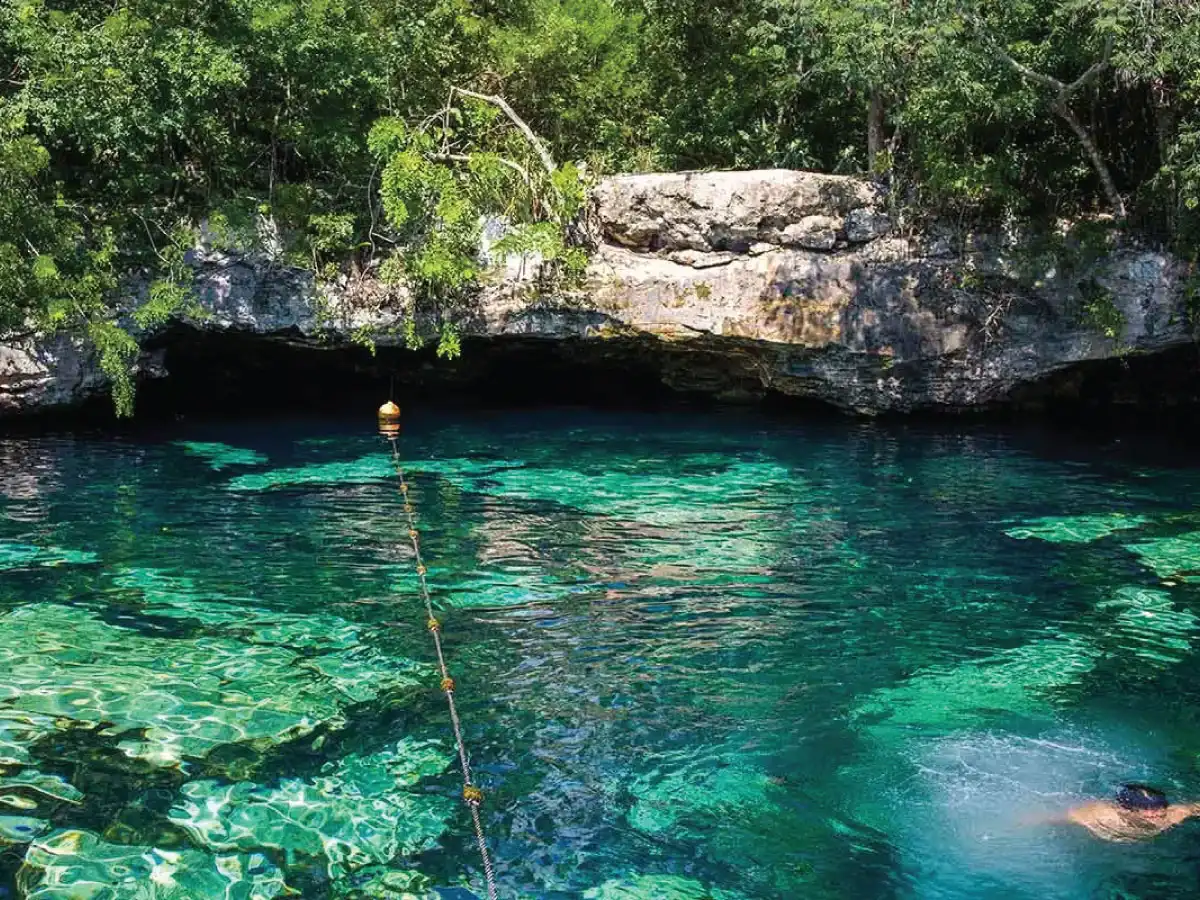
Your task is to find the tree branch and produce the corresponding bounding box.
[451,87,558,176]
[972,16,1125,218]
[429,152,532,188]
[990,42,1065,92]
[1051,97,1127,218]
[1064,35,1113,97]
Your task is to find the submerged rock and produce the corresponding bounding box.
[0,603,426,771]
[1004,512,1148,544]
[0,771,84,809]
[625,753,780,837]
[176,441,269,470]
[584,873,744,899]
[227,455,396,492]
[17,828,288,899]
[1125,531,1200,582]
[852,631,1102,734]
[225,455,521,493]
[169,738,453,882]
[0,710,63,767]
[427,568,591,610]
[0,814,48,846]
[333,866,437,899]
[1097,586,1198,665]
[0,542,98,571]
[116,566,364,652]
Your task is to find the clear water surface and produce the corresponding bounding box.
[2,410,1200,900]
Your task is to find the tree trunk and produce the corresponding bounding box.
[1152,77,1176,167]
[1051,99,1127,220]
[867,88,885,173]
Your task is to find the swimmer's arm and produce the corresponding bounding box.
[1169,802,1200,824]
[1019,802,1106,829]
[1016,809,1073,827]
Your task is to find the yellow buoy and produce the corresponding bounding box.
[378,400,401,437]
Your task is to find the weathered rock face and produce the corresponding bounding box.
[1,169,1195,418]
[0,334,164,418]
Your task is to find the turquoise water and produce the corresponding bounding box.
[3,411,1200,899]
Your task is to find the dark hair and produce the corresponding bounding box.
[1116,784,1168,811]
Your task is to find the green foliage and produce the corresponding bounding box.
[490,0,657,171]
[368,88,588,349]
[350,323,378,356]
[4,0,1200,415]
[133,222,198,329]
[437,321,462,359]
[1182,267,1200,333]
[86,321,138,417]
[1078,278,1125,341]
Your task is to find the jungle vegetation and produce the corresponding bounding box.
[1,0,1199,411]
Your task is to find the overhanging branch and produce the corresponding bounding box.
[450,87,558,176]
[972,17,1125,218]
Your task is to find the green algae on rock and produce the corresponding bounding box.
[176,442,269,471]
[169,738,454,882]
[1125,531,1200,581]
[0,542,97,571]
[0,603,426,771]
[1004,513,1148,544]
[17,828,289,899]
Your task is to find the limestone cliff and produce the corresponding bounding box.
[1,169,1193,417]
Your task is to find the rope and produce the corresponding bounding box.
[387,436,500,900]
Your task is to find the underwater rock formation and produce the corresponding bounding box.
[169,738,453,884]
[1,169,1194,418]
[17,828,289,899]
[0,599,425,771]
[583,873,744,899]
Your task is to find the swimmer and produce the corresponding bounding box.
[1037,784,1200,842]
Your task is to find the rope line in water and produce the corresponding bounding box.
[387,436,500,900]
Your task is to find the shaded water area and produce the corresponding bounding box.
[3,410,1200,898]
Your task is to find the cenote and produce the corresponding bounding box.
[3,407,1200,899]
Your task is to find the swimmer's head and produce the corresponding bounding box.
[1116,783,1168,814]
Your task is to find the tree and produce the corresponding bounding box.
[369,89,587,357]
[967,4,1126,218]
